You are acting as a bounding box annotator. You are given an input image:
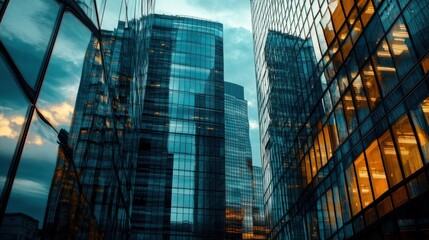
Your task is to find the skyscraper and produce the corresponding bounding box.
[252,166,268,240]
[0,0,154,238]
[224,81,253,239]
[131,14,225,239]
[251,0,429,239]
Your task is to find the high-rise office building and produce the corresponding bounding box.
[131,14,225,239]
[251,0,429,239]
[0,0,154,238]
[224,81,254,239]
[252,166,268,239]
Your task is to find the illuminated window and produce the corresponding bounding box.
[361,61,381,109]
[342,89,358,134]
[354,153,373,208]
[360,0,374,26]
[373,39,398,96]
[410,97,429,163]
[346,164,361,215]
[365,141,388,198]
[378,131,403,186]
[351,75,370,122]
[385,18,417,78]
[392,115,423,177]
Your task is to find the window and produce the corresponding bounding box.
[351,75,370,122]
[410,97,429,163]
[378,131,403,186]
[354,153,373,208]
[346,164,361,215]
[372,39,398,96]
[392,115,423,177]
[361,62,381,109]
[365,141,388,198]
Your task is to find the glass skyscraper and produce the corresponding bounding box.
[252,166,269,239]
[224,81,253,239]
[0,0,154,238]
[131,14,225,239]
[251,0,429,239]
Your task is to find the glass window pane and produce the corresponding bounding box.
[365,140,388,198]
[36,13,91,131]
[338,171,351,222]
[386,17,417,79]
[5,112,59,227]
[327,114,340,151]
[323,124,333,159]
[403,0,429,58]
[360,0,374,26]
[342,89,358,134]
[378,131,403,187]
[345,164,361,215]
[361,61,381,109]
[392,115,423,177]
[372,39,399,96]
[410,98,429,163]
[351,75,370,122]
[0,0,60,87]
[0,55,29,194]
[354,153,373,208]
[332,184,344,228]
[334,102,348,143]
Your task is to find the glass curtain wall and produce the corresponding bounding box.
[224,82,254,239]
[0,0,154,239]
[251,0,429,239]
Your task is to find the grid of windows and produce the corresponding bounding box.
[132,14,226,239]
[0,1,154,239]
[224,82,254,239]
[251,0,429,239]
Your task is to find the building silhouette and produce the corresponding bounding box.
[251,0,429,239]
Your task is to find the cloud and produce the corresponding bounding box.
[155,0,252,30]
[0,114,25,139]
[249,119,259,130]
[38,102,74,129]
[0,177,48,197]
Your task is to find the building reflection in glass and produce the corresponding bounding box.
[251,0,429,239]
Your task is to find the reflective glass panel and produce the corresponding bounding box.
[354,153,373,208]
[378,131,403,187]
[392,115,423,177]
[403,0,429,58]
[342,89,358,134]
[373,39,398,96]
[361,61,381,109]
[385,18,417,79]
[0,0,60,87]
[5,112,58,227]
[410,98,429,163]
[365,140,388,198]
[345,164,361,215]
[36,13,91,131]
[0,56,29,194]
[351,75,370,122]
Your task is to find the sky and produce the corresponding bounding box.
[155,0,262,167]
[0,0,261,226]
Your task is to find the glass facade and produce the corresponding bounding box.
[224,82,253,239]
[251,0,429,239]
[131,14,225,239]
[252,166,269,239]
[0,0,154,239]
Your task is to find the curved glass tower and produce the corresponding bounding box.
[251,0,429,239]
[131,14,225,239]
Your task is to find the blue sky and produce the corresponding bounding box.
[156,0,262,167]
